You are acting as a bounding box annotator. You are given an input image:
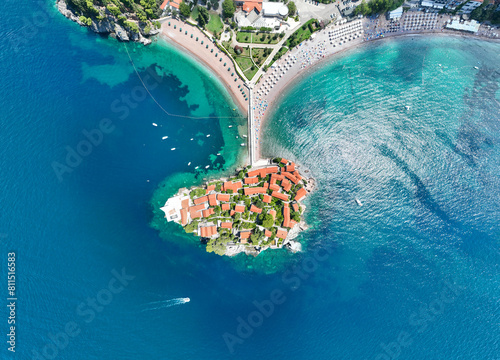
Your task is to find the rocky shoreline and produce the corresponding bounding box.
[56,0,160,45]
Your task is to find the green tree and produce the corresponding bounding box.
[261,214,274,228]
[222,0,236,19]
[197,6,209,27]
[287,1,297,16]
[179,1,191,18]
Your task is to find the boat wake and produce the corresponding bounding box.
[141,297,190,312]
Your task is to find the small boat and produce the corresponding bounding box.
[405,106,410,110]
[206,134,211,137]
[217,153,221,156]
[152,123,158,127]
[195,166,199,169]
[205,165,210,169]
[187,162,191,166]
[474,66,479,70]
[242,135,247,138]
[236,136,239,138]
[228,125,233,128]
[162,136,168,140]
[190,138,194,141]
[355,198,363,206]
[171,148,176,151]
[240,143,246,147]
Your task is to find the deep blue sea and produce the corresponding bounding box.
[1,0,499,359]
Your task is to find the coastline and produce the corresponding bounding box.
[254,30,500,160]
[160,19,249,116]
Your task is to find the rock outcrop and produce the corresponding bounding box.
[56,0,159,45]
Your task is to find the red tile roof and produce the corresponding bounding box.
[280,158,288,164]
[292,203,299,212]
[271,191,289,201]
[240,238,248,244]
[244,187,267,195]
[169,0,181,9]
[217,194,231,202]
[269,184,280,192]
[247,166,279,178]
[181,199,189,209]
[264,229,272,237]
[276,229,288,239]
[189,204,205,212]
[190,211,202,219]
[286,163,295,172]
[242,0,262,13]
[200,226,217,237]
[202,208,214,218]
[282,178,292,192]
[223,180,243,192]
[221,222,233,229]
[193,196,208,205]
[208,194,217,206]
[293,171,302,181]
[283,204,290,228]
[269,209,276,218]
[295,188,307,201]
[206,184,216,193]
[180,209,187,225]
[290,220,297,228]
[263,194,272,203]
[282,172,299,184]
[240,231,251,239]
[244,177,259,185]
[160,0,168,9]
[221,203,230,211]
[230,210,235,216]
[250,205,262,214]
[234,205,245,213]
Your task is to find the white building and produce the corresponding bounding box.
[388,6,403,20]
[445,18,481,32]
[262,2,289,18]
[461,0,483,13]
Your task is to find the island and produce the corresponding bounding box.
[160,158,315,256]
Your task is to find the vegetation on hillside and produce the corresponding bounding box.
[470,0,500,24]
[354,0,404,16]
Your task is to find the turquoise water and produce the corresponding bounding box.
[1,0,499,357]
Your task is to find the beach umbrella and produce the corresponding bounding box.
[201,40,204,44]
[215,53,217,57]
[234,78,237,82]
[224,62,226,66]
[180,28,182,32]
[185,31,188,35]
[220,58,222,62]
[191,34,193,38]
[206,45,209,49]
[174,25,176,29]
[211,49,213,53]
[168,22,171,26]
[231,73,234,76]
[228,67,231,71]
[196,37,198,41]
[238,85,241,88]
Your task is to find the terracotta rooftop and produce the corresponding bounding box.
[271,191,289,201]
[200,225,217,237]
[180,209,187,226]
[190,211,202,219]
[269,209,276,218]
[244,187,267,195]
[234,205,245,213]
[240,231,251,239]
[208,194,217,206]
[295,188,307,201]
[244,177,259,185]
[202,208,214,218]
[223,180,243,192]
[206,184,215,193]
[220,222,233,229]
[263,194,272,203]
[280,158,288,164]
[160,0,168,9]
[169,0,181,9]
[221,203,230,211]
[282,178,292,192]
[292,203,299,212]
[181,199,189,209]
[282,172,299,184]
[269,184,280,192]
[283,204,290,228]
[276,229,288,239]
[193,196,208,205]
[217,194,231,202]
[286,163,295,172]
[264,229,272,237]
[250,205,262,214]
[189,204,205,212]
[243,0,262,13]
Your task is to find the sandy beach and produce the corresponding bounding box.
[160,18,249,115]
[252,14,500,160]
